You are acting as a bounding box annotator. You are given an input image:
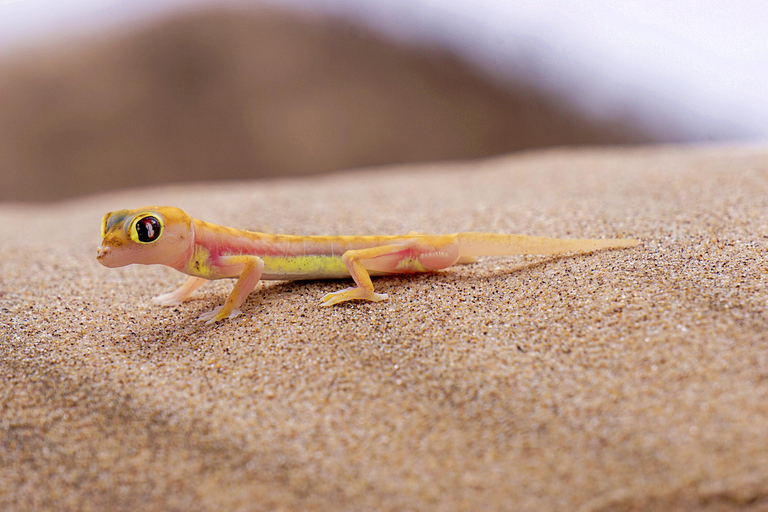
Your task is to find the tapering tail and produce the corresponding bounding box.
[456,232,640,257]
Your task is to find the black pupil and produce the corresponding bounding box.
[136,216,161,243]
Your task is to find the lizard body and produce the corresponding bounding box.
[97,206,639,323]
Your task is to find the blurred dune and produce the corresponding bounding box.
[0,6,652,202]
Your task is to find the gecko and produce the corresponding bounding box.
[96,206,640,323]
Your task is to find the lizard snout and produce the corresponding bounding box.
[96,245,110,263]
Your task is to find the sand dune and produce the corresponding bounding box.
[0,7,650,202]
[2,145,767,511]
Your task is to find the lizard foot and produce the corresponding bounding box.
[320,287,388,307]
[151,291,185,307]
[198,305,242,324]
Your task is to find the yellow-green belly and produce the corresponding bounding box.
[260,255,351,280]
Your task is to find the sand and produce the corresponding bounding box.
[1,145,767,511]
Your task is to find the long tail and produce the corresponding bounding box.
[456,232,640,257]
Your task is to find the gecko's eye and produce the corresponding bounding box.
[132,215,162,243]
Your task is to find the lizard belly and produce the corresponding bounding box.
[260,255,351,281]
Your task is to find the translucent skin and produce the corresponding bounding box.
[97,206,640,323]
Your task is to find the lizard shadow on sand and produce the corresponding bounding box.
[116,250,623,350]
[237,250,605,314]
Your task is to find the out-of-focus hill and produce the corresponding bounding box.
[0,7,652,202]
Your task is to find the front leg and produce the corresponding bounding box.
[152,276,208,306]
[199,255,264,324]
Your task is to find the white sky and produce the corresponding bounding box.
[1,0,766,141]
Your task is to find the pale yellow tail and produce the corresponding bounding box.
[456,232,640,257]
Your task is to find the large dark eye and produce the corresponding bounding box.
[135,216,162,243]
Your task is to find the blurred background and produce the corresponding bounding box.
[0,0,765,202]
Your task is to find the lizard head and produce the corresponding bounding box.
[97,206,195,269]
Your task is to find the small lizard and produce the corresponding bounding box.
[96,206,640,323]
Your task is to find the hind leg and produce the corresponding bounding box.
[320,238,459,306]
[320,244,403,306]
